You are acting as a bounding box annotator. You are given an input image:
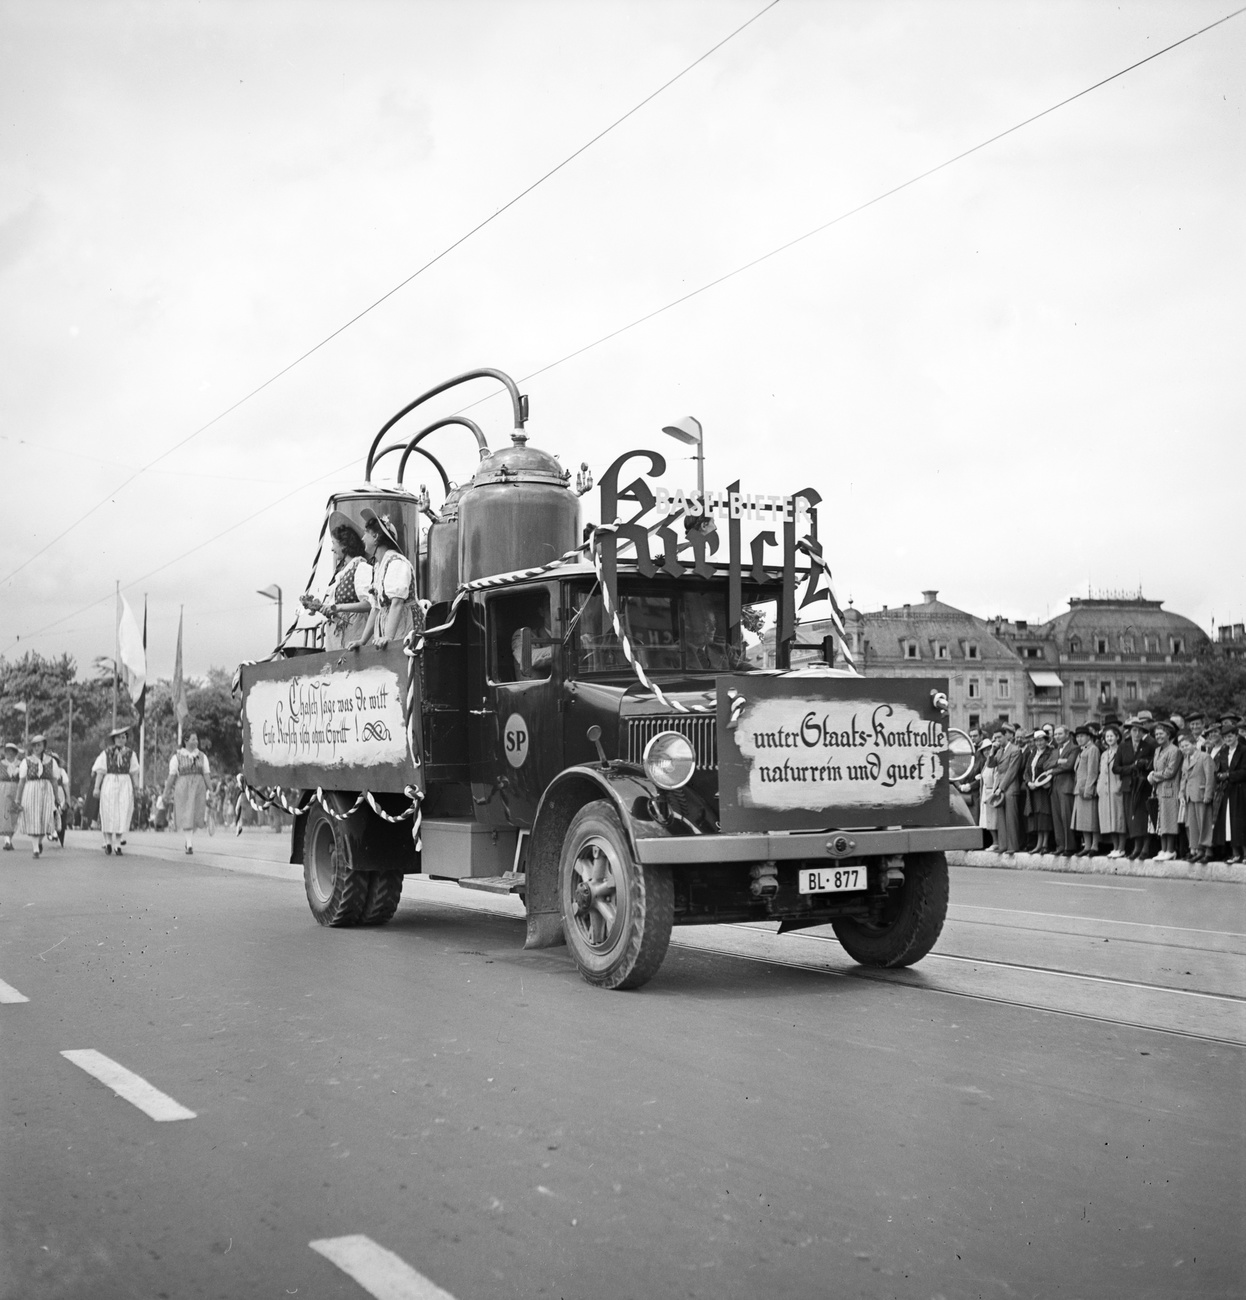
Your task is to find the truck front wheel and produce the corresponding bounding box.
[303,800,368,927]
[559,801,673,990]
[830,851,949,968]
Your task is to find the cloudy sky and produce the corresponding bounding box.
[2,0,1242,679]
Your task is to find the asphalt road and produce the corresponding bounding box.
[2,829,1243,1300]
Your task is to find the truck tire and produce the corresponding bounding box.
[303,800,368,927]
[830,851,949,968]
[360,872,404,926]
[559,800,673,990]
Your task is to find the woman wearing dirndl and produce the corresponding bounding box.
[17,735,61,858]
[351,507,415,649]
[307,512,372,650]
[165,730,210,855]
[0,740,21,850]
[92,725,140,855]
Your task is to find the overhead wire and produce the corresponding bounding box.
[5,5,1241,657]
[0,0,784,593]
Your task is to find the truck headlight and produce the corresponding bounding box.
[643,732,696,790]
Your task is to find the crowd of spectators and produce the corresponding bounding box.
[956,711,1246,864]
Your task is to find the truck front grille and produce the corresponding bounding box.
[624,715,718,772]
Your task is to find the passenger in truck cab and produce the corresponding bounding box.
[351,508,414,649]
[510,602,554,680]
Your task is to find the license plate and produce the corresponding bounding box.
[798,866,865,895]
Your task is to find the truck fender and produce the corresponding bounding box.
[524,765,673,950]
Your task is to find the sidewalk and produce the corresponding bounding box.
[948,847,1246,884]
[104,826,301,882]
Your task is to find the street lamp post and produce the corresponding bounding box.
[661,416,704,500]
[257,584,283,645]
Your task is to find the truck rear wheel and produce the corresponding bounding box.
[360,872,404,926]
[830,851,949,968]
[559,800,673,990]
[303,800,368,927]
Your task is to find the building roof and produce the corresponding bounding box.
[1040,597,1208,647]
[804,591,1022,666]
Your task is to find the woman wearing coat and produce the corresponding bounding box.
[1097,723,1126,857]
[1146,719,1183,861]
[1024,730,1056,853]
[978,735,1002,849]
[1071,725,1100,855]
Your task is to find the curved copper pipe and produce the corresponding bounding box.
[370,442,451,496]
[396,417,487,484]
[365,367,524,479]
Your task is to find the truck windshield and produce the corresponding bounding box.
[570,585,751,675]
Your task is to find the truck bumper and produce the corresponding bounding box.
[634,825,984,865]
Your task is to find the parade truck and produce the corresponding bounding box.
[238,368,982,990]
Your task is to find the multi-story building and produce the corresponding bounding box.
[997,595,1210,729]
[756,590,1211,732]
[1214,622,1246,662]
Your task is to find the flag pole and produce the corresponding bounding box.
[176,604,184,747]
[139,595,148,787]
[112,580,120,730]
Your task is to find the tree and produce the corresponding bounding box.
[1145,658,1246,723]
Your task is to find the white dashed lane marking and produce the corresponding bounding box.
[0,977,30,1003]
[310,1235,459,1300]
[61,1050,196,1122]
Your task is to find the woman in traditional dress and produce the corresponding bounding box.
[1071,724,1100,855]
[1097,723,1126,857]
[304,513,372,649]
[17,734,61,858]
[1146,719,1183,861]
[165,730,211,855]
[0,740,20,850]
[351,507,416,649]
[91,724,140,855]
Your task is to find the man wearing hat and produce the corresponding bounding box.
[1178,730,1216,863]
[1114,716,1156,859]
[16,735,62,858]
[992,723,1024,855]
[1048,725,1078,856]
[350,507,416,649]
[90,725,140,856]
[0,740,20,850]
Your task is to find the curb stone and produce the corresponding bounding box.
[947,848,1246,884]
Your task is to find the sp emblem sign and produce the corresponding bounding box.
[503,713,530,768]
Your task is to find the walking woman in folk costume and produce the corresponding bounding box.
[1,740,20,850]
[91,724,140,855]
[350,507,416,650]
[165,729,210,855]
[17,734,63,858]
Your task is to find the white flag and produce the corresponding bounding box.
[118,595,146,705]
